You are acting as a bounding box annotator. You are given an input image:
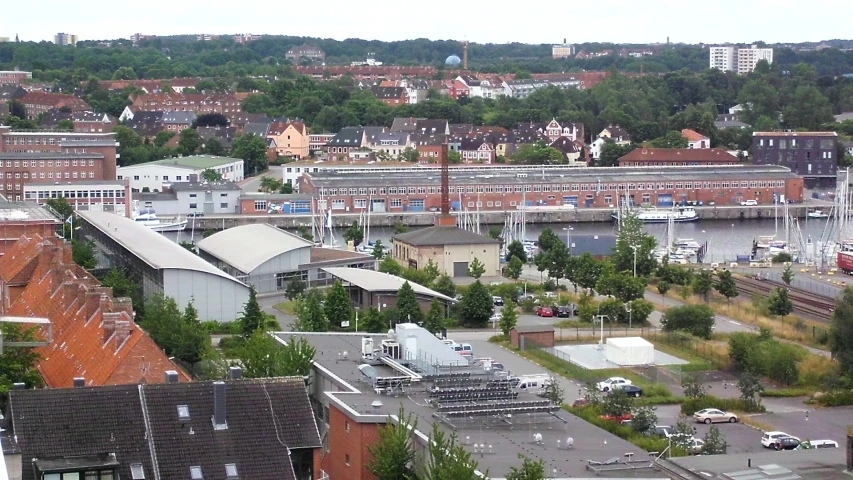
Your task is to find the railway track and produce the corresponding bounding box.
[734,276,835,322]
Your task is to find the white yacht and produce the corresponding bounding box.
[675,238,702,251]
[807,210,829,219]
[133,207,188,233]
[613,206,698,223]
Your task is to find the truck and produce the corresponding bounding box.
[512,374,552,392]
[838,251,853,275]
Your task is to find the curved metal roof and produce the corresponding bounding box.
[197,224,312,273]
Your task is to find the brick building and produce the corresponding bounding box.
[124,92,246,118]
[286,44,326,62]
[751,131,839,187]
[73,111,117,133]
[0,70,32,84]
[0,201,60,256]
[0,127,118,200]
[300,164,803,213]
[618,147,739,167]
[510,325,556,348]
[20,91,91,119]
[370,86,409,105]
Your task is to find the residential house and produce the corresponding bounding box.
[309,133,336,153]
[125,110,165,138]
[450,123,474,134]
[20,91,91,119]
[0,85,27,117]
[715,113,750,129]
[414,119,450,136]
[370,86,408,105]
[0,234,189,388]
[513,123,548,145]
[751,131,839,187]
[502,76,580,99]
[373,131,410,159]
[618,147,739,167]
[452,79,470,98]
[410,133,446,163]
[38,108,73,128]
[228,112,272,132]
[549,136,584,165]
[458,137,495,164]
[243,120,272,138]
[360,126,389,149]
[324,126,365,159]
[197,126,237,150]
[125,92,245,119]
[380,79,430,104]
[161,111,197,133]
[4,374,322,480]
[456,75,482,97]
[73,111,116,133]
[682,128,710,149]
[390,117,425,133]
[543,119,585,143]
[591,125,632,159]
[267,120,310,159]
[286,43,326,62]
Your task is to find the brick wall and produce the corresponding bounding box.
[323,403,381,480]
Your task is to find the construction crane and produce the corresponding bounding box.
[0,316,52,354]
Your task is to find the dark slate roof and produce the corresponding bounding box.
[513,126,547,144]
[8,377,320,480]
[10,385,153,480]
[550,136,580,154]
[243,121,271,137]
[0,85,27,100]
[393,226,500,246]
[39,108,73,126]
[143,378,320,480]
[74,111,114,123]
[390,117,425,132]
[602,124,632,142]
[161,111,197,124]
[370,86,406,99]
[449,123,473,134]
[362,126,387,143]
[414,119,448,135]
[410,133,447,146]
[376,131,409,145]
[129,110,164,123]
[459,136,490,151]
[327,126,365,147]
[197,126,237,148]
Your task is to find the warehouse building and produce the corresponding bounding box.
[116,155,244,192]
[198,224,377,293]
[323,267,454,312]
[77,210,250,321]
[392,225,501,277]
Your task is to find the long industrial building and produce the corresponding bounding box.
[299,164,803,213]
[77,210,250,321]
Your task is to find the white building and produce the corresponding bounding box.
[54,32,78,46]
[552,40,574,59]
[710,45,773,74]
[117,155,244,192]
[24,179,132,217]
[135,180,242,215]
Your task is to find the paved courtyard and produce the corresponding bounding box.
[551,343,690,370]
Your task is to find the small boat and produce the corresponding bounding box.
[755,235,776,249]
[807,210,829,219]
[675,238,702,251]
[612,206,698,223]
[133,208,188,233]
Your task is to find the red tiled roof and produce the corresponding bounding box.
[681,129,709,142]
[268,121,307,136]
[618,147,739,164]
[22,91,90,109]
[0,234,189,388]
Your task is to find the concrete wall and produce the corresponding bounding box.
[178,189,241,215]
[163,269,249,322]
[444,243,500,277]
[2,452,21,480]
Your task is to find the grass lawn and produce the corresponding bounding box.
[274,301,297,315]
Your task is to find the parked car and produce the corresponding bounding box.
[596,377,633,392]
[761,431,799,448]
[555,305,573,317]
[741,199,758,206]
[571,398,588,408]
[693,408,738,424]
[686,438,705,455]
[773,436,801,451]
[493,296,505,306]
[536,306,554,317]
[187,212,204,218]
[650,425,674,437]
[796,440,839,449]
[489,312,502,323]
[544,292,558,299]
[601,411,633,422]
[619,385,644,397]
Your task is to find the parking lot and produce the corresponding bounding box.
[750,405,853,446]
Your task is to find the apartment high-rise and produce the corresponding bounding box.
[709,44,773,74]
[552,39,575,59]
[54,32,78,46]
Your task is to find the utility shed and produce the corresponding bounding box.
[197,224,313,294]
[606,337,654,366]
[391,226,501,277]
[77,210,249,322]
[511,325,556,349]
[323,267,454,312]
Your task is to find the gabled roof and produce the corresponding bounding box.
[127,110,164,124]
[390,117,425,132]
[268,120,307,136]
[0,84,27,100]
[376,131,409,144]
[197,224,312,274]
[449,123,473,134]
[414,119,449,135]
[243,122,271,137]
[618,147,739,163]
[74,111,114,123]
[681,128,709,142]
[370,86,407,99]
[392,225,500,247]
[410,133,447,146]
[362,126,388,143]
[323,267,454,302]
[601,124,631,141]
[38,108,72,126]
[550,136,580,154]
[161,110,197,124]
[327,126,365,147]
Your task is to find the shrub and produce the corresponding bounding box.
[727,332,809,386]
[680,395,766,415]
[661,304,715,339]
[569,405,678,456]
[814,390,853,407]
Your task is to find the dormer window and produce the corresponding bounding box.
[130,464,146,479]
[225,464,238,479]
[190,466,203,479]
[177,405,190,420]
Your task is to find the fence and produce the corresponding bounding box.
[643,330,731,370]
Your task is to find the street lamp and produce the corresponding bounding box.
[630,245,638,277]
[624,303,633,330]
[562,226,574,254]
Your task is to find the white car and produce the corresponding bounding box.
[596,377,633,392]
[693,408,739,424]
[741,199,758,206]
[761,431,800,448]
[489,312,503,323]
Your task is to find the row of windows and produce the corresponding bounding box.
[757,138,835,149]
[3,136,107,145]
[0,171,96,180]
[0,159,97,168]
[25,189,126,200]
[317,180,788,197]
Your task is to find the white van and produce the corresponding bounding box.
[515,374,552,392]
[452,343,474,358]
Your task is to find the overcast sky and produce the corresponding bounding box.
[5,0,850,45]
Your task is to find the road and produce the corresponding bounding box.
[239,166,283,193]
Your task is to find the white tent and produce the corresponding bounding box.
[606,337,654,366]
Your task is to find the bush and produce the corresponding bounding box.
[488,334,509,343]
[727,332,808,386]
[814,390,853,407]
[216,335,245,356]
[680,395,766,415]
[201,320,241,334]
[661,304,715,339]
[569,405,683,456]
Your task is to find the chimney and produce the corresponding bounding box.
[114,319,131,347]
[63,279,79,309]
[212,381,228,430]
[73,377,85,387]
[228,366,243,380]
[76,282,89,310]
[165,370,180,384]
[85,292,104,321]
[112,297,134,318]
[102,312,118,342]
[13,382,26,390]
[642,142,649,149]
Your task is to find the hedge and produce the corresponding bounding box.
[567,405,683,456]
[814,390,853,407]
[680,395,766,415]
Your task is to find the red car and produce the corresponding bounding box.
[536,306,554,317]
[601,412,633,422]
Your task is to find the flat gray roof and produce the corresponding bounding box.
[78,210,246,285]
[197,224,312,274]
[323,267,454,302]
[664,448,846,479]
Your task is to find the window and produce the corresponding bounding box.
[225,464,238,479]
[220,202,228,208]
[133,175,140,180]
[354,199,367,209]
[190,466,203,480]
[177,405,190,420]
[189,203,198,209]
[345,421,350,432]
[254,200,267,211]
[163,175,169,181]
[130,464,145,479]
[390,198,402,208]
[332,199,346,210]
[345,454,351,466]
[189,193,197,198]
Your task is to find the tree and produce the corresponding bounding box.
[297,225,313,242]
[649,130,689,148]
[782,263,795,285]
[573,253,603,292]
[396,282,424,325]
[57,119,74,131]
[259,175,284,193]
[537,228,561,252]
[831,287,853,375]
[235,331,317,378]
[367,407,417,480]
[767,287,793,317]
[657,280,671,301]
[141,295,210,365]
[681,375,707,399]
[506,240,528,263]
[661,304,716,339]
[194,113,229,128]
[542,377,564,405]
[447,150,462,164]
[202,138,226,156]
[506,255,524,281]
[359,307,386,333]
[467,257,486,279]
[325,281,354,328]
[285,278,307,300]
[400,147,420,162]
[614,212,657,277]
[692,269,713,303]
[379,256,403,276]
[279,183,294,194]
[601,388,633,418]
[240,287,267,337]
[293,290,328,332]
[510,140,565,165]
[0,323,44,396]
[231,133,269,175]
[178,128,201,155]
[702,425,728,455]
[393,222,410,234]
[505,455,546,480]
[715,270,739,302]
[432,275,457,299]
[343,221,364,247]
[71,240,97,269]
[631,405,658,435]
[153,131,175,148]
[459,280,493,328]
[201,168,223,181]
[424,298,445,335]
[737,369,764,410]
[488,225,503,240]
[100,268,141,305]
[598,142,634,167]
[500,301,519,337]
[596,270,647,303]
[47,197,74,238]
[423,422,481,480]
[372,240,385,259]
